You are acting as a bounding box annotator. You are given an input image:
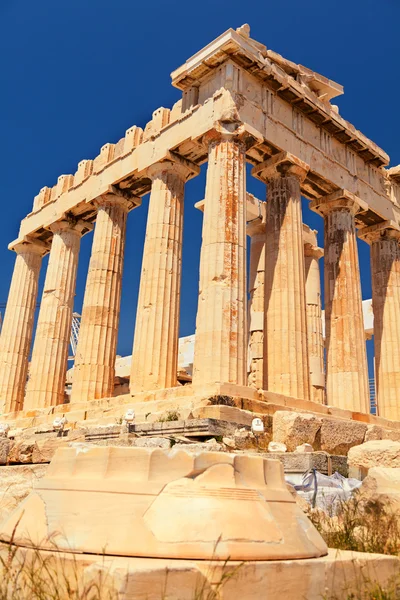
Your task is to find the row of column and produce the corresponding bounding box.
[0,139,399,420]
[0,155,198,414]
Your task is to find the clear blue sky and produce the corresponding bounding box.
[1,0,399,377]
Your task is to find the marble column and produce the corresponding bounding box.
[71,193,138,403]
[24,220,89,410]
[359,222,400,419]
[130,158,199,393]
[193,133,247,386]
[0,239,47,413]
[247,216,266,390]
[253,152,310,401]
[304,234,325,404]
[311,190,369,413]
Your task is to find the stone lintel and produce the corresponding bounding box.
[252,151,309,183]
[146,152,200,182]
[358,220,400,244]
[310,189,368,217]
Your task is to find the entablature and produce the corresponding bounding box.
[172,26,388,168]
[10,26,399,250]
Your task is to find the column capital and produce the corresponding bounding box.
[252,152,309,183]
[358,220,400,244]
[310,189,368,217]
[49,218,93,236]
[10,236,49,256]
[247,216,266,237]
[146,153,200,182]
[203,120,262,151]
[304,243,324,259]
[96,186,141,212]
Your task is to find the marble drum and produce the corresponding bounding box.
[0,446,327,561]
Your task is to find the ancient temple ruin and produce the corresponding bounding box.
[0,24,399,426]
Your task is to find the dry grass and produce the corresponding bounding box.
[325,578,400,600]
[0,522,117,600]
[308,493,400,557]
[310,493,400,599]
[208,396,235,407]
[0,526,242,600]
[157,410,181,423]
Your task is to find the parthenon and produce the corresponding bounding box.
[0,23,399,426]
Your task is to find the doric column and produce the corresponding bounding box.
[311,190,369,413]
[24,220,89,410]
[130,158,199,393]
[0,239,47,413]
[359,221,400,419]
[247,216,266,390]
[71,192,139,403]
[192,130,247,386]
[303,227,325,404]
[253,152,310,401]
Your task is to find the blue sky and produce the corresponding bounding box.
[1,0,399,377]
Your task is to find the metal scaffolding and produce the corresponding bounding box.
[0,304,81,360]
[69,312,81,359]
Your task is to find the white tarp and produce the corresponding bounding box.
[286,470,362,513]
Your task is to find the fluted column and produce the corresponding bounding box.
[193,132,247,386]
[24,220,89,410]
[130,158,199,393]
[247,216,266,390]
[71,193,138,402]
[253,152,310,400]
[304,231,325,404]
[311,190,369,413]
[359,222,400,419]
[0,240,47,413]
